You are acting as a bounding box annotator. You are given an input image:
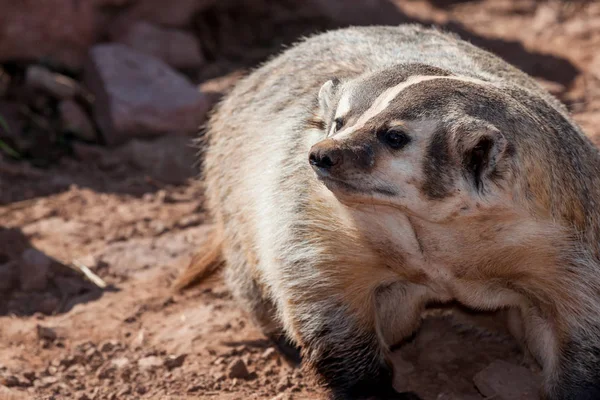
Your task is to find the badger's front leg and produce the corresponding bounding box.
[279,274,424,400]
[533,309,600,400]
[510,264,600,400]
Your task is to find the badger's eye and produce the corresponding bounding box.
[333,118,344,133]
[382,129,411,150]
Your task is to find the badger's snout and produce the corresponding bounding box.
[309,139,343,173]
[309,138,374,177]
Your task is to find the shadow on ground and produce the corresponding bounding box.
[0,226,106,316]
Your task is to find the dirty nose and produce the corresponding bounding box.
[309,139,343,170]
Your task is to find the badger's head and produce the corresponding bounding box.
[306,64,549,223]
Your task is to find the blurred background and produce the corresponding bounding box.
[0,1,599,399]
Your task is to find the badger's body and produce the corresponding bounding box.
[180,25,600,399]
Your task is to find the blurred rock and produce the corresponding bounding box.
[112,21,205,69]
[227,359,250,380]
[473,360,540,400]
[0,260,18,291]
[19,248,52,291]
[111,357,130,369]
[59,100,97,142]
[85,44,210,146]
[0,2,97,68]
[26,66,81,100]
[137,356,162,370]
[120,136,197,185]
[164,354,187,370]
[36,325,58,341]
[123,0,217,28]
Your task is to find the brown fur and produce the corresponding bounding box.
[173,229,224,291]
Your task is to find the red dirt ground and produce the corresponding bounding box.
[2,1,600,399]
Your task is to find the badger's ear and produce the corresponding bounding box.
[456,124,508,192]
[318,78,340,115]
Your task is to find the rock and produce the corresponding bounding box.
[36,325,58,341]
[0,2,97,68]
[22,371,36,382]
[85,44,210,146]
[96,364,116,380]
[473,360,541,400]
[136,385,148,395]
[119,136,197,185]
[164,354,187,370]
[1,375,19,387]
[261,348,277,360]
[99,340,119,353]
[19,248,52,291]
[270,394,294,400]
[0,261,19,291]
[26,66,81,100]
[137,356,163,370]
[112,21,204,70]
[227,359,250,380]
[187,383,204,393]
[60,355,85,369]
[59,100,97,142]
[122,0,217,28]
[132,329,146,348]
[36,376,59,389]
[111,357,130,369]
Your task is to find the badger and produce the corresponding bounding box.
[177,25,600,400]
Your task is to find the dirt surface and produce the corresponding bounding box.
[2,1,600,399]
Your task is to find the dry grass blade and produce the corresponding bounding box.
[70,260,107,289]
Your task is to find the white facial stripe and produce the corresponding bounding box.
[330,92,352,136]
[335,93,352,119]
[334,75,490,140]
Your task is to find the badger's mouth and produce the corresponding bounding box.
[317,175,398,198]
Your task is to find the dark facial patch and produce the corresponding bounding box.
[421,128,456,200]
